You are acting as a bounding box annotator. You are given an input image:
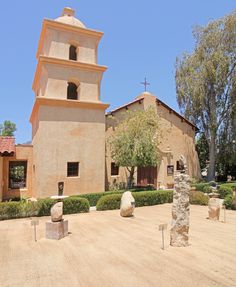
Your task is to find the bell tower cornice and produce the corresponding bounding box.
[36,19,104,59]
[32,56,107,92]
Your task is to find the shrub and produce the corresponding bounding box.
[0,202,23,220]
[73,191,124,206]
[37,198,55,216]
[202,185,213,194]
[219,183,236,191]
[133,190,173,207]
[0,197,90,220]
[219,186,233,199]
[21,201,39,217]
[224,195,236,210]
[96,194,122,211]
[189,191,209,205]
[96,190,173,211]
[63,197,89,214]
[194,182,209,191]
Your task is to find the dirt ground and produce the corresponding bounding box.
[0,204,235,287]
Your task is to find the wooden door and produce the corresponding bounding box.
[137,166,157,188]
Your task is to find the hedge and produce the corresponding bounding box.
[96,194,122,211]
[224,195,236,210]
[189,191,209,205]
[219,183,236,191]
[194,183,210,192]
[202,185,213,194]
[133,190,173,207]
[63,197,90,214]
[96,190,173,211]
[73,189,160,206]
[218,186,233,199]
[0,197,90,221]
[72,191,124,206]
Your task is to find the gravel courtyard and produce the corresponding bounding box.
[0,204,235,287]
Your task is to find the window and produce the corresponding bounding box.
[9,161,27,189]
[67,82,78,100]
[111,162,119,176]
[67,162,79,177]
[176,161,184,171]
[167,165,174,176]
[69,45,77,61]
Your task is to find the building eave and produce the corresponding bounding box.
[106,97,144,116]
[30,97,109,123]
[32,56,107,92]
[156,99,199,132]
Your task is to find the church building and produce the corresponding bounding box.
[0,8,200,201]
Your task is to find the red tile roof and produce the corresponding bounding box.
[0,137,15,156]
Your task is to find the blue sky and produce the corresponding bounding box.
[0,0,235,143]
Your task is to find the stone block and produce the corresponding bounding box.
[46,220,68,240]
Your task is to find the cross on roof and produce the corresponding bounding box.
[140,77,150,92]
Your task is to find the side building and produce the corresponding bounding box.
[105,91,201,190]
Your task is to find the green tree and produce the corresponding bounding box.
[175,11,236,181]
[0,120,17,136]
[109,107,160,188]
[196,133,209,171]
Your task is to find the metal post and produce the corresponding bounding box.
[34,224,37,242]
[223,205,226,223]
[162,228,164,250]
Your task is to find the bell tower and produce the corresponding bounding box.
[30,8,109,198]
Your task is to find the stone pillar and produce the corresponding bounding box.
[170,173,190,247]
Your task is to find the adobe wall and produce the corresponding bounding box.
[32,104,106,198]
[2,145,33,200]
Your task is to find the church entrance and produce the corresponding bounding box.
[137,166,157,188]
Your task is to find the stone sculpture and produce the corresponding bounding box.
[46,199,68,240]
[51,202,63,222]
[120,191,135,217]
[170,155,190,247]
[208,198,221,220]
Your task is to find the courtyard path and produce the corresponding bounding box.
[0,204,235,287]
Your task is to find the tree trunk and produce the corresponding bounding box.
[127,166,135,189]
[207,134,216,182]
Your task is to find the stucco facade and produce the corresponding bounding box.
[105,92,201,190]
[30,8,109,197]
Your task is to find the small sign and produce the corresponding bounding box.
[159,223,167,231]
[31,219,39,226]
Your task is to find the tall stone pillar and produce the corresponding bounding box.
[170,172,190,247]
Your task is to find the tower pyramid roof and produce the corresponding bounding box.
[55,7,86,28]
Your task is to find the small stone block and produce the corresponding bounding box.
[45,220,68,240]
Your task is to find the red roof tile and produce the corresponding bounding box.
[0,137,15,156]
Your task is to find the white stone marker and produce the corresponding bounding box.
[120,191,135,217]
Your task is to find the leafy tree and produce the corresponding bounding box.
[0,120,17,136]
[196,133,209,170]
[109,107,160,188]
[216,110,236,180]
[175,11,236,181]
